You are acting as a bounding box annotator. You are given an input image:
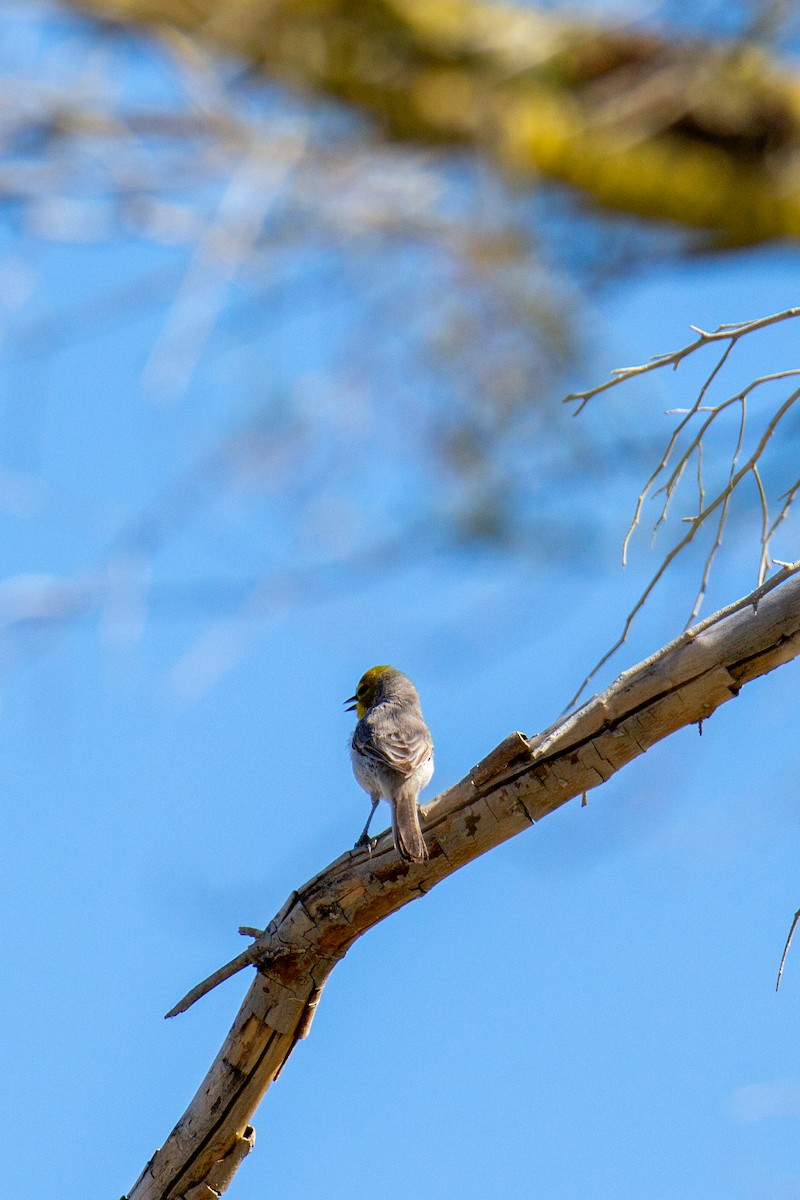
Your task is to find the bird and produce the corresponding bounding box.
[345,665,433,863]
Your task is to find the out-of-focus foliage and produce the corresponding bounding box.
[1,5,585,525]
[0,0,797,685]
[68,0,800,242]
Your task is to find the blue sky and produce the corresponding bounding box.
[2,6,800,1200]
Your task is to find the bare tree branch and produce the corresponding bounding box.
[563,309,800,706]
[127,564,800,1200]
[564,308,800,412]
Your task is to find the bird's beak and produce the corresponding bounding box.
[344,695,357,712]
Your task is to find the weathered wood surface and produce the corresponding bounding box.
[128,566,800,1200]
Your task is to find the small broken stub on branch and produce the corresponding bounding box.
[470,731,532,790]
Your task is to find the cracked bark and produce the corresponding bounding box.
[127,567,800,1200]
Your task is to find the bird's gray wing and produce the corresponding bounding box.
[353,713,432,777]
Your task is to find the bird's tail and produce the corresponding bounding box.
[392,782,429,863]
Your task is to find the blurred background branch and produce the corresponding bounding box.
[0,0,798,692]
[67,0,800,242]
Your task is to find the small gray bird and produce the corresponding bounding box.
[345,665,433,863]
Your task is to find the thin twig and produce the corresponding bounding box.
[767,478,800,543]
[653,389,743,505]
[777,909,800,991]
[565,384,800,709]
[753,463,770,586]
[686,493,730,627]
[695,437,704,524]
[622,339,737,565]
[565,308,800,412]
[651,455,688,546]
[684,393,747,626]
[165,941,279,1018]
[642,372,800,558]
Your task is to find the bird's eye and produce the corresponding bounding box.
[357,685,367,698]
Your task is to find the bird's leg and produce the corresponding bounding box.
[354,795,380,852]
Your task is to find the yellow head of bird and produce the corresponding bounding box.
[345,665,395,719]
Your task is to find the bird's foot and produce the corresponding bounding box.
[354,832,377,856]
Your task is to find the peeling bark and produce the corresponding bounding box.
[127,566,800,1200]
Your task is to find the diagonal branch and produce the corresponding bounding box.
[128,564,800,1200]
